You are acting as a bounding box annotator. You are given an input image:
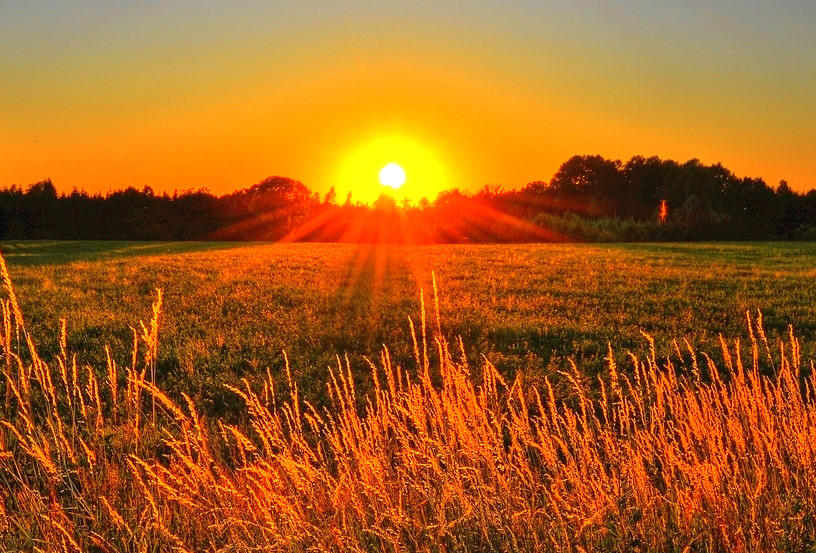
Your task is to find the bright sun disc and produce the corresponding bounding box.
[379,163,406,188]
[334,133,452,204]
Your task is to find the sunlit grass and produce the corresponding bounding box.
[1,241,816,419]
[2,250,816,551]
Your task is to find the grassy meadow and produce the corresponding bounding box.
[2,240,816,551]
[1,240,815,414]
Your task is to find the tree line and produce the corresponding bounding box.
[1,154,814,242]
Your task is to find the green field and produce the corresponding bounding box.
[2,240,815,414]
[4,240,816,551]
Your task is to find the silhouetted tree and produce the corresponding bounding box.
[1,154,811,243]
[549,155,628,217]
[623,156,674,220]
[323,186,337,205]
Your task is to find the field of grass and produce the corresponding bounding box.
[1,240,815,415]
[2,241,816,551]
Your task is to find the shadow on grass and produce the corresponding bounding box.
[0,240,266,266]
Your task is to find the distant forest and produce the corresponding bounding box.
[2,155,815,243]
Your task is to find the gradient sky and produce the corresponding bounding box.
[2,1,815,203]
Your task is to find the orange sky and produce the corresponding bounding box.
[2,2,815,203]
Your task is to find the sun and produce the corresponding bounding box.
[379,163,406,188]
[334,133,452,204]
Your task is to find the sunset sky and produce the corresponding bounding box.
[2,1,815,203]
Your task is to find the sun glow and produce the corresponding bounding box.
[335,134,451,205]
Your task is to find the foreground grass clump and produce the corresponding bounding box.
[2,259,816,551]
